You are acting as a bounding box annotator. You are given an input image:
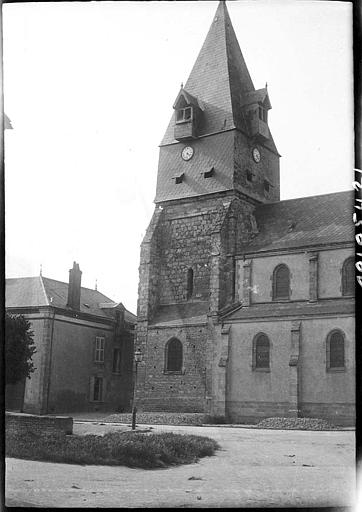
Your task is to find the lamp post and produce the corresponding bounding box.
[131,347,142,430]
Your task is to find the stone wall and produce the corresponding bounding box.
[135,192,262,414]
[136,324,208,412]
[157,197,230,305]
[6,411,73,436]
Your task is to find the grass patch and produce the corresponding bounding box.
[6,429,219,468]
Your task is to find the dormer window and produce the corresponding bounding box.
[173,88,203,141]
[259,106,267,122]
[176,106,193,124]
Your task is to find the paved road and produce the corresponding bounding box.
[6,424,355,508]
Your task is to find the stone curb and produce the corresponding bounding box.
[73,420,354,431]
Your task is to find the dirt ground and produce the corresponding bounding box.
[6,423,355,508]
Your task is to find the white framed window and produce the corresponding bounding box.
[176,106,193,124]
[95,336,105,363]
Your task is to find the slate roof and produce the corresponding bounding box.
[241,88,271,109]
[241,190,354,254]
[5,276,136,323]
[223,298,354,322]
[150,302,209,327]
[160,1,278,155]
[155,130,235,203]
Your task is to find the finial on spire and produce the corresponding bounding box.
[95,279,98,291]
[265,81,268,89]
[40,264,42,276]
[181,82,183,89]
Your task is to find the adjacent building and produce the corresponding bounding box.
[135,1,355,425]
[6,262,136,414]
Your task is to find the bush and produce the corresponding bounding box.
[5,429,219,468]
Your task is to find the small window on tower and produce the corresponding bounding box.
[186,268,194,299]
[264,180,270,193]
[246,170,253,182]
[203,167,214,179]
[174,172,184,184]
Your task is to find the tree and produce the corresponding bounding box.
[5,313,36,385]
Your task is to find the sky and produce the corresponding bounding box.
[3,0,354,314]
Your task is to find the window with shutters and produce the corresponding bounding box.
[326,330,345,371]
[252,333,270,371]
[342,257,354,296]
[165,338,183,373]
[95,337,105,363]
[272,264,290,300]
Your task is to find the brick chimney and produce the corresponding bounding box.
[66,261,82,310]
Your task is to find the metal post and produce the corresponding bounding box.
[131,361,138,430]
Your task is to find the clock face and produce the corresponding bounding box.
[181,146,194,161]
[252,147,261,163]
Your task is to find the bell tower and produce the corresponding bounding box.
[136,1,280,414]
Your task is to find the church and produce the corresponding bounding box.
[135,1,354,425]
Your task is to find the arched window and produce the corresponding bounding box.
[272,264,290,300]
[327,330,345,371]
[253,333,270,371]
[165,338,183,372]
[186,268,194,300]
[342,257,354,296]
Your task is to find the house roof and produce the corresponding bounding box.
[160,1,278,154]
[241,190,354,254]
[5,276,136,323]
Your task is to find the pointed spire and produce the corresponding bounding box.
[161,0,255,144]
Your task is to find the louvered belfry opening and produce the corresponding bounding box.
[273,264,290,300]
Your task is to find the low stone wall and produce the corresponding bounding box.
[5,411,73,435]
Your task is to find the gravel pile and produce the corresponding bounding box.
[255,417,337,430]
[102,412,206,426]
